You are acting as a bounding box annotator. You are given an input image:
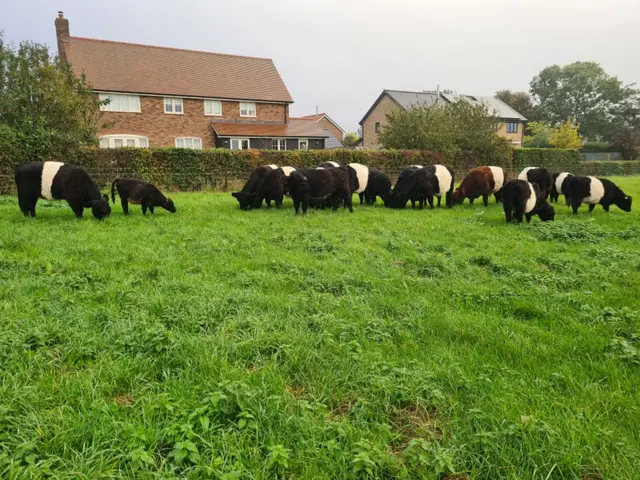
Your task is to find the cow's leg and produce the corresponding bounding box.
[437,196,442,207]
[121,199,130,215]
[505,207,512,223]
[525,212,533,223]
[427,195,434,209]
[515,201,525,223]
[446,191,452,208]
[494,190,503,203]
[602,203,610,212]
[302,194,310,215]
[276,195,283,209]
[410,199,415,208]
[149,205,155,215]
[469,197,475,205]
[70,201,84,219]
[588,203,596,213]
[19,193,37,217]
[482,194,489,207]
[345,191,354,213]
[142,204,148,216]
[571,198,582,215]
[359,192,365,205]
[293,198,300,215]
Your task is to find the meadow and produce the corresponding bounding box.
[0,177,639,479]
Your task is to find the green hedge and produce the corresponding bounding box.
[513,148,582,171]
[1,147,637,195]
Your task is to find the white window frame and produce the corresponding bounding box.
[164,97,184,115]
[175,137,202,149]
[230,138,251,150]
[99,135,148,148]
[272,138,287,151]
[99,94,141,113]
[239,102,256,117]
[204,100,222,116]
[298,139,309,151]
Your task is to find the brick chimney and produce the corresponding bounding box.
[55,11,70,63]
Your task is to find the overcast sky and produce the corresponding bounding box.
[4,0,639,132]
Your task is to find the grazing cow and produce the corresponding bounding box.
[317,161,340,169]
[363,168,392,204]
[252,167,296,209]
[451,166,504,206]
[287,168,353,215]
[232,165,277,210]
[565,176,632,214]
[550,172,573,204]
[384,168,436,209]
[345,163,370,204]
[111,179,176,215]
[518,167,553,200]
[14,161,111,219]
[424,164,455,208]
[502,179,555,223]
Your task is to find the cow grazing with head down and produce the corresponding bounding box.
[363,168,392,204]
[251,167,296,209]
[345,163,370,204]
[232,165,278,210]
[384,167,435,209]
[518,167,553,200]
[287,168,353,215]
[14,161,111,219]
[550,172,573,204]
[565,176,632,214]
[502,179,555,223]
[451,166,504,206]
[423,164,455,208]
[111,179,176,215]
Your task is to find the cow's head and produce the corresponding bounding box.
[537,203,555,222]
[617,194,632,212]
[450,187,465,205]
[232,191,256,210]
[164,197,177,213]
[92,195,111,220]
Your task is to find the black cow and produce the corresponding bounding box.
[550,172,573,204]
[502,179,555,223]
[384,166,423,208]
[232,165,278,210]
[287,169,353,215]
[518,167,553,200]
[251,167,296,209]
[363,168,392,204]
[111,179,176,215]
[14,161,110,219]
[317,161,340,169]
[384,168,434,209]
[564,176,632,214]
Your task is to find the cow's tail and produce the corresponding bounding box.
[111,179,119,204]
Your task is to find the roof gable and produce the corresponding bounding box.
[65,37,293,103]
[294,113,345,134]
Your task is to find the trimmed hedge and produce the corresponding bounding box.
[1,147,637,195]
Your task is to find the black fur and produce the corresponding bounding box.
[550,172,574,204]
[14,162,110,219]
[503,179,555,223]
[232,165,274,210]
[111,179,175,215]
[318,162,340,169]
[565,176,632,214]
[384,168,434,209]
[287,169,353,215]
[363,168,391,205]
[252,168,288,209]
[520,168,553,200]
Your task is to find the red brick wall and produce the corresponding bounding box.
[98,96,288,147]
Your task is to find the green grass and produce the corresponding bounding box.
[1,177,639,479]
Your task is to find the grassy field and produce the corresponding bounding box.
[1,177,639,479]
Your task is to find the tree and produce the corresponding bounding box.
[613,127,640,160]
[495,90,538,121]
[523,122,554,148]
[342,132,360,147]
[0,32,105,165]
[378,100,512,163]
[530,61,640,141]
[549,121,582,149]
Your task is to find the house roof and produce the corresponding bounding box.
[64,36,293,103]
[211,119,328,138]
[359,89,527,124]
[293,113,346,134]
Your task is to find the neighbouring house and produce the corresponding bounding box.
[54,12,327,150]
[359,89,527,150]
[291,113,345,149]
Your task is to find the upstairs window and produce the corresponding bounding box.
[204,100,222,116]
[176,137,202,149]
[375,122,381,133]
[99,135,148,148]
[99,94,141,112]
[240,102,256,117]
[272,138,286,150]
[164,98,183,114]
[506,121,519,133]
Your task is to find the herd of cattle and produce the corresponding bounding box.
[232,162,633,223]
[10,160,633,223]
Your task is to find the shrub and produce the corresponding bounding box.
[513,148,581,172]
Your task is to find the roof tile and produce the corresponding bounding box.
[211,119,327,138]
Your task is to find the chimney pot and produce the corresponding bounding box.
[58,11,64,18]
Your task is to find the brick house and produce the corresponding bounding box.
[290,113,345,149]
[359,89,527,150]
[55,12,327,150]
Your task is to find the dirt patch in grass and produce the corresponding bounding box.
[326,397,356,421]
[391,404,441,450]
[113,394,134,408]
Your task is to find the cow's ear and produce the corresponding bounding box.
[102,194,109,202]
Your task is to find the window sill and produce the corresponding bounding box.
[101,110,142,113]
[204,113,223,117]
[240,115,257,118]
[164,112,184,115]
